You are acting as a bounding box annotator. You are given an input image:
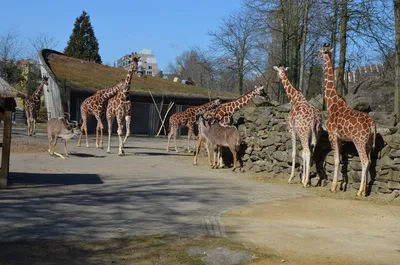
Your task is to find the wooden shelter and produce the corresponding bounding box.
[0,77,24,189]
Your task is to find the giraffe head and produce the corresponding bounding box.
[273,64,289,84]
[253,84,265,96]
[42,75,49,86]
[315,43,334,58]
[132,52,140,72]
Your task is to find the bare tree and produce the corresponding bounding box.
[0,28,25,60]
[209,10,259,95]
[395,0,400,122]
[28,33,59,61]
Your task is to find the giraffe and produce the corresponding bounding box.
[166,98,221,153]
[273,65,322,187]
[315,43,376,196]
[24,75,49,136]
[77,80,126,149]
[106,52,140,156]
[198,85,265,168]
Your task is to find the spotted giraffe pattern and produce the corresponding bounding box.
[106,52,139,155]
[273,65,322,187]
[316,43,376,197]
[24,76,49,136]
[201,85,264,168]
[77,80,125,148]
[166,99,221,153]
[205,85,264,126]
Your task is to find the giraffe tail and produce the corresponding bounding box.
[371,121,377,151]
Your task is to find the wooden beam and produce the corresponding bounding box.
[0,98,13,189]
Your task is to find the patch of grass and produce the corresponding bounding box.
[46,53,238,99]
[0,234,281,265]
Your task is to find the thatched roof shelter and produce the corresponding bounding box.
[0,77,24,189]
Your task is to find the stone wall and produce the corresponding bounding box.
[232,103,400,198]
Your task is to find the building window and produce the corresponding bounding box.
[146,71,153,75]
[148,65,152,70]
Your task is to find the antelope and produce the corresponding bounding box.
[197,115,242,171]
[47,113,80,159]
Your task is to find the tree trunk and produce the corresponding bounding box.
[280,0,289,103]
[290,1,299,88]
[330,0,338,73]
[394,0,400,123]
[299,0,310,95]
[337,0,348,96]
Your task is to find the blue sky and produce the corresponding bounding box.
[1,0,243,72]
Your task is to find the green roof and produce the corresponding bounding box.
[42,49,238,99]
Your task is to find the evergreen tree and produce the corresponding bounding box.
[64,11,102,64]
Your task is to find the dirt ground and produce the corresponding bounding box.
[2,127,400,265]
[224,196,400,265]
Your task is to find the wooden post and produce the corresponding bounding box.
[0,98,13,189]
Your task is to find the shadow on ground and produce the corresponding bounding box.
[8,172,104,187]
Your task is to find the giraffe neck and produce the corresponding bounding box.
[196,100,219,113]
[228,88,259,113]
[99,83,122,101]
[31,82,45,100]
[323,53,347,112]
[281,74,306,105]
[123,55,137,93]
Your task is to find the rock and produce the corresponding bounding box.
[348,170,361,182]
[253,96,268,106]
[378,188,393,194]
[349,160,362,171]
[377,155,395,169]
[388,181,400,190]
[389,149,400,158]
[242,154,250,162]
[369,112,396,127]
[272,151,288,162]
[259,138,275,148]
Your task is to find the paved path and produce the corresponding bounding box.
[0,130,305,241]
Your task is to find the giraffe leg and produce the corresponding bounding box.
[117,116,124,156]
[99,122,104,149]
[218,147,224,169]
[173,128,179,153]
[95,124,99,148]
[288,130,297,184]
[187,125,194,153]
[107,117,112,154]
[48,135,54,154]
[33,120,37,136]
[123,115,131,144]
[299,134,312,187]
[355,143,370,197]
[329,135,341,193]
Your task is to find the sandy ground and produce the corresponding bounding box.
[1,126,400,264]
[224,196,400,265]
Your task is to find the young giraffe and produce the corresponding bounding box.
[316,43,376,196]
[166,98,221,153]
[106,52,140,155]
[273,65,322,187]
[24,75,49,136]
[198,85,264,168]
[77,80,126,149]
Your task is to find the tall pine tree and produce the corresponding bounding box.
[64,11,102,64]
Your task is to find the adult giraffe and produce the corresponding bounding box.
[166,99,221,153]
[315,43,376,196]
[24,75,49,136]
[195,85,264,168]
[273,65,322,187]
[106,52,140,155]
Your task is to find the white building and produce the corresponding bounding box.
[117,49,159,77]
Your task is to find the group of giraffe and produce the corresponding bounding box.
[168,43,376,197]
[166,85,265,168]
[23,43,376,196]
[274,43,376,197]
